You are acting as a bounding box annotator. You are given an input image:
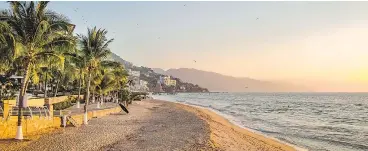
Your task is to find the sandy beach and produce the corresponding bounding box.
[1,99,298,151]
[174,101,299,151]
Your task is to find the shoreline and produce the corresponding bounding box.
[157,99,307,151]
[3,99,306,151]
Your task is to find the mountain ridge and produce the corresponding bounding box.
[110,53,311,92]
[153,68,311,92]
[110,53,209,92]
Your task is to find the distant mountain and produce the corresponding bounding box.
[109,53,208,92]
[158,68,311,92]
[109,53,308,92]
[151,68,166,75]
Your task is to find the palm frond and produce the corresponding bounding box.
[36,1,49,19]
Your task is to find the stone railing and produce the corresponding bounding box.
[3,95,83,107]
[46,95,83,105]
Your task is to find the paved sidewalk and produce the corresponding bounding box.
[66,102,119,115]
[8,100,213,151]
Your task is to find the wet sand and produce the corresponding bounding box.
[173,100,299,151]
[2,99,299,151]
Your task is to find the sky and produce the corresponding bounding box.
[1,1,368,92]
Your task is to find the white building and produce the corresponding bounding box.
[141,72,150,77]
[140,80,148,87]
[160,75,176,86]
[139,80,149,91]
[128,79,148,92]
[128,69,140,77]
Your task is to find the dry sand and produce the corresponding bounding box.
[1,99,299,151]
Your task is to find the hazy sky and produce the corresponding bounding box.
[1,2,368,92]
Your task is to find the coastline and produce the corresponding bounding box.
[160,99,306,151]
[2,100,214,151]
[2,99,305,151]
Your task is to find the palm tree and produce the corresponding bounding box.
[95,62,127,105]
[67,49,87,108]
[52,60,75,97]
[0,23,15,75]
[0,1,75,139]
[111,65,129,103]
[37,56,64,99]
[90,67,103,104]
[90,68,103,107]
[95,71,114,107]
[51,45,77,97]
[77,27,114,125]
[39,66,52,99]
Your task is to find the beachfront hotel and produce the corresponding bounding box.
[159,76,177,86]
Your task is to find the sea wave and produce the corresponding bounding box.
[152,93,368,151]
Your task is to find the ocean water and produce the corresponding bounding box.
[152,93,368,151]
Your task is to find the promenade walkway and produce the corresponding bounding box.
[66,102,118,115]
[7,100,213,151]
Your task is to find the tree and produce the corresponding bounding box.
[100,62,128,103]
[67,48,87,108]
[37,55,65,99]
[0,1,75,139]
[77,27,114,125]
[47,45,78,97]
[89,59,126,108]
[0,22,16,75]
[52,52,77,97]
[95,70,115,105]
[110,64,129,103]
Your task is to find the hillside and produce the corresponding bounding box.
[156,68,311,92]
[109,53,133,69]
[110,53,208,93]
[151,68,166,75]
[110,53,309,92]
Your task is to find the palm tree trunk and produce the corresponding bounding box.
[107,92,110,102]
[77,73,82,108]
[51,81,54,95]
[44,73,48,99]
[113,91,116,103]
[115,91,118,103]
[16,62,31,140]
[92,92,95,103]
[117,91,120,103]
[83,72,91,125]
[101,94,104,106]
[54,80,59,97]
[96,95,100,108]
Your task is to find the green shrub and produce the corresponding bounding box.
[119,89,130,102]
[70,96,77,103]
[53,96,76,110]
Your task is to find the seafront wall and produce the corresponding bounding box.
[0,116,61,139]
[0,96,121,139]
[3,95,82,107]
[68,106,122,125]
[0,106,122,139]
[4,98,45,107]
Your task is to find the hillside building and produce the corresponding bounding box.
[160,75,176,86]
